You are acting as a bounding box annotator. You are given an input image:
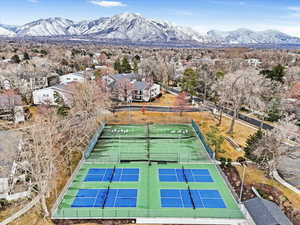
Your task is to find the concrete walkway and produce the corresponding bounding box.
[0,196,40,225]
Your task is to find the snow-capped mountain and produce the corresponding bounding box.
[0,24,19,32]
[0,26,16,37]
[66,17,110,35]
[0,13,300,44]
[206,28,300,44]
[16,17,74,36]
[68,13,205,42]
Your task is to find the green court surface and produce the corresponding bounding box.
[52,124,245,220]
[87,124,211,164]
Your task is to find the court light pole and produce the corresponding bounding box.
[239,164,246,202]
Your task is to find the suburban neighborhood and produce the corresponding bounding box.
[0,1,300,225]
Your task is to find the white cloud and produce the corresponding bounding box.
[28,0,39,3]
[288,6,300,11]
[90,1,126,7]
[287,6,300,18]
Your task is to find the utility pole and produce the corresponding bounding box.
[239,164,246,202]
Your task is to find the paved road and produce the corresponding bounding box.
[164,85,274,130]
[113,105,204,113]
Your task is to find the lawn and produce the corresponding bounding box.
[131,93,178,107]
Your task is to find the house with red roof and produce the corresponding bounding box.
[289,82,300,101]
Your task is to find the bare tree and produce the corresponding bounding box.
[70,79,111,116]
[253,115,300,176]
[116,78,134,103]
[19,79,111,217]
[22,107,63,216]
[218,68,268,134]
[175,92,189,116]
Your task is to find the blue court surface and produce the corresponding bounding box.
[72,189,137,208]
[160,189,226,208]
[159,169,213,183]
[85,168,139,182]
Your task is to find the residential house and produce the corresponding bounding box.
[59,72,87,84]
[17,77,48,92]
[0,79,12,90]
[12,75,58,96]
[246,58,262,67]
[289,82,300,100]
[0,73,59,96]
[0,94,23,122]
[32,84,73,106]
[103,73,161,102]
[244,197,293,225]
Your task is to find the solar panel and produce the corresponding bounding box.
[160,189,226,209]
[71,189,138,208]
[159,169,214,183]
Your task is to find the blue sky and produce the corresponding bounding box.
[1,0,300,36]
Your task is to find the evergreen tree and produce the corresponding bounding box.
[266,98,282,122]
[186,55,193,61]
[40,49,48,55]
[23,52,30,60]
[133,60,139,73]
[133,55,141,62]
[61,58,69,66]
[206,126,225,154]
[181,68,198,96]
[121,57,132,73]
[244,129,264,161]
[114,58,122,73]
[11,55,21,64]
[260,64,285,83]
[54,91,69,117]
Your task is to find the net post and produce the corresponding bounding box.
[102,186,110,209]
[109,166,116,183]
[182,165,188,184]
[187,186,196,210]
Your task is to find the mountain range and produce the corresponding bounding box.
[0,13,300,44]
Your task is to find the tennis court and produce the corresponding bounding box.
[72,189,137,208]
[159,168,214,182]
[160,189,226,208]
[84,168,139,182]
[52,123,246,223]
[86,124,211,164]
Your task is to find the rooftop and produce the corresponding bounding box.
[244,197,293,225]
